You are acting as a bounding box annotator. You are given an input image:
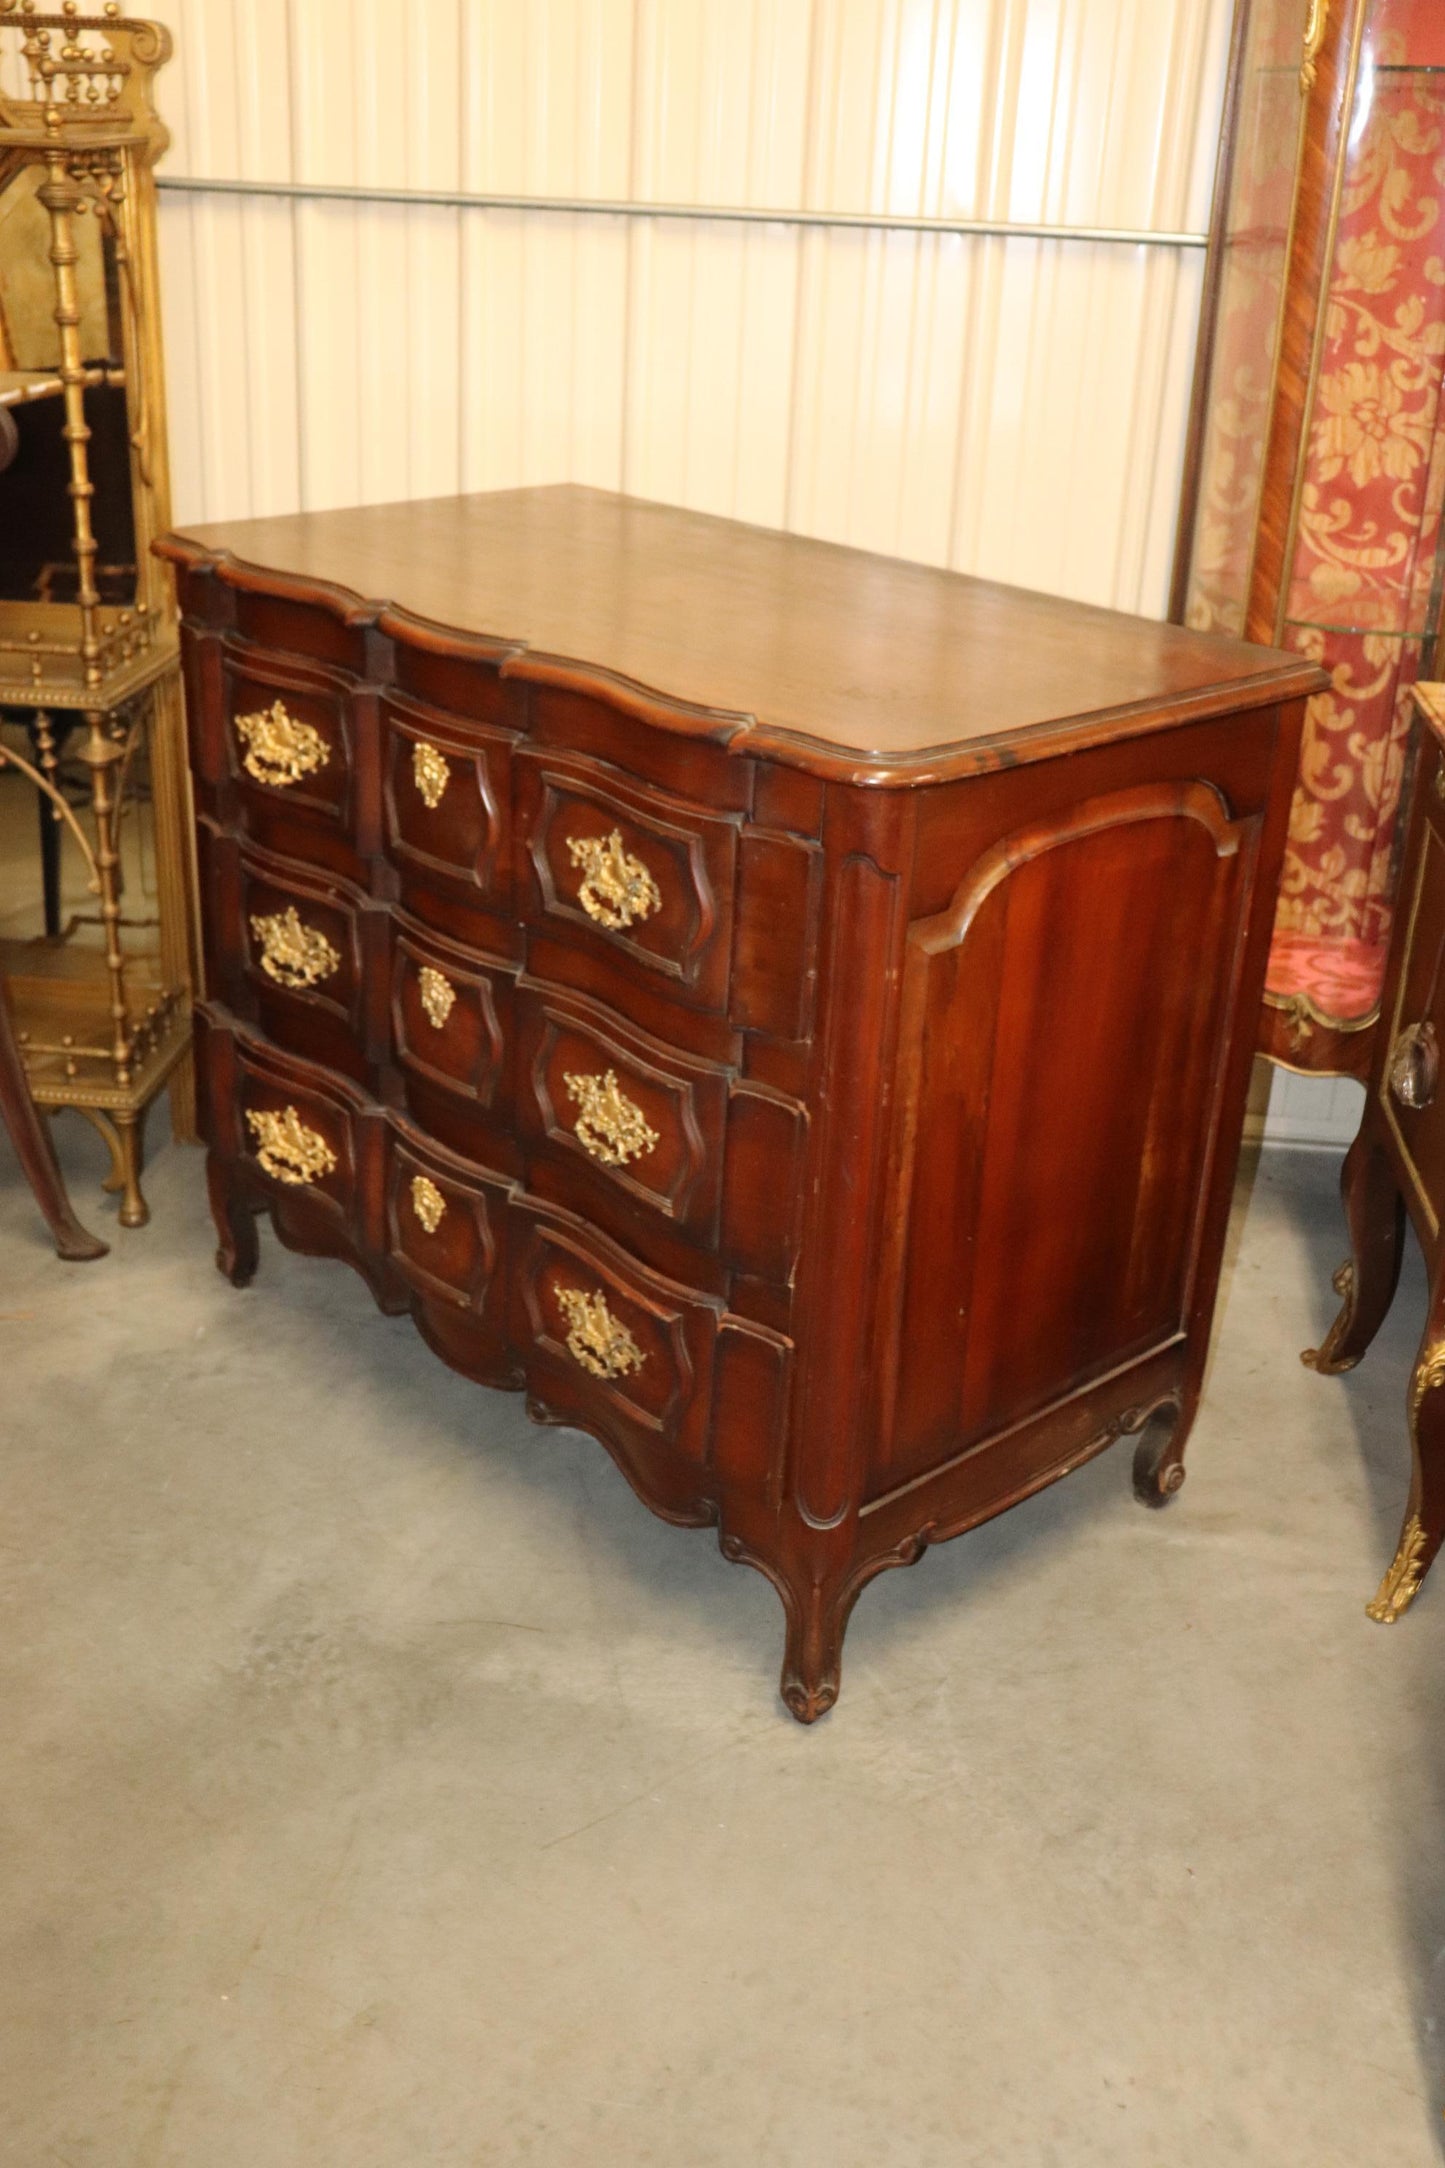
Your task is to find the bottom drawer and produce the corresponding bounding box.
[385,1123,509,1313]
[513,1199,722,1471]
[199,1013,728,1495]
[218,1021,367,1230]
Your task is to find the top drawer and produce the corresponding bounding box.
[218,640,362,879]
[381,691,514,914]
[516,746,739,1016]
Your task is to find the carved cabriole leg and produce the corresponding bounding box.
[1367,1292,1445,1624]
[207,1149,259,1288]
[721,1518,929,1726]
[776,1563,856,1726]
[1302,1127,1405,1375]
[719,1526,846,1724]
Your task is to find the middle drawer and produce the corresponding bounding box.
[200,824,381,1084]
[516,745,740,1019]
[513,977,808,1289]
[514,977,729,1243]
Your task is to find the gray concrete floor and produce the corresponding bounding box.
[2,1122,1443,2166]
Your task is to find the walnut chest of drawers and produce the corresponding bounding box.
[159,487,1322,1722]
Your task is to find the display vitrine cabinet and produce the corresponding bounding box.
[1173,0,1445,1080]
[0,2,194,1226]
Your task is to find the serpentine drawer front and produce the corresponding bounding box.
[161,484,1323,1722]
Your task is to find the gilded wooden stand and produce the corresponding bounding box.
[0,5,196,1226]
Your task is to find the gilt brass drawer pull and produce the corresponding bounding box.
[250,906,341,990]
[555,1285,645,1379]
[417,965,456,1030]
[411,1174,446,1234]
[245,1105,337,1186]
[564,1068,659,1166]
[234,699,328,789]
[566,829,661,931]
[1387,1020,1438,1110]
[413,739,450,809]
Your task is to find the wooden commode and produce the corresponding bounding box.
[159,486,1322,1721]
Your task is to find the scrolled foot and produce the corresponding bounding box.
[1132,1406,1187,1508]
[1366,1515,1432,1624]
[780,1671,839,1725]
[777,1572,855,1726]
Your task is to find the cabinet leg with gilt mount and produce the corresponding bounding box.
[1301,1131,1405,1377]
[1368,1289,1445,1624]
[1298,682,1445,1631]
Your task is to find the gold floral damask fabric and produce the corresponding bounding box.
[1274,20,1445,1020]
[1187,4,1445,1025]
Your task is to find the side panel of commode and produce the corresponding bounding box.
[868,758,1262,1508]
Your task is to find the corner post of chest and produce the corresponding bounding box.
[759,783,920,1720]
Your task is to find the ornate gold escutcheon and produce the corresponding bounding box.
[250,906,341,991]
[1301,0,1329,92]
[234,700,329,790]
[563,1068,660,1167]
[411,1174,446,1235]
[413,739,450,810]
[555,1284,646,1380]
[1367,1514,1430,1623]
[566,828,662,932]
[417,965,456,1031]
[245,1106,337,1186]
[1387,1020,1438,1111]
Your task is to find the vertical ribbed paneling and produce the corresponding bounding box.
[146,0,1235,615]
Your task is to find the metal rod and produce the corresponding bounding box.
[155,173,1207,249]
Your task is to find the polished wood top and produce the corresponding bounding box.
[162,485,1322,778]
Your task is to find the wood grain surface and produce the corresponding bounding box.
[162,486,1318,773]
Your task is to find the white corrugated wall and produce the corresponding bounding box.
[149,0,1227,615]
[144,0,1349,1144]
